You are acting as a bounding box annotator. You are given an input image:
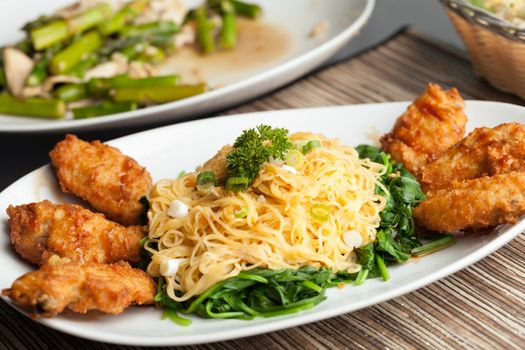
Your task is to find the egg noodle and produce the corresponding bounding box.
[145,133,387,302]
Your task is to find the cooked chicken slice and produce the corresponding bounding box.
[49,134,152,226]
[380,83,468,177]
[199,145,233,181]
[414,172,525,232]
[6,200,144,265]
[2,262,155,318]
[421,123,525,191]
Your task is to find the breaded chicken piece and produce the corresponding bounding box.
[414,172,525,232]
[49,134,152,226]
[421,123,525,191]
[6,200,144,265]
[2,262,155,317]
[380,83,467,177]
[198,145,233,181]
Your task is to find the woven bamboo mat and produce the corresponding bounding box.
[0,28,524,350]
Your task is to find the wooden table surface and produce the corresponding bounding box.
[0,28,524,350]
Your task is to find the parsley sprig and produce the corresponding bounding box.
[225,125,291,191]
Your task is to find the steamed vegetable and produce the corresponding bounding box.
[2,0,263,120]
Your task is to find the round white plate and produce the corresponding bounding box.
[1,101,524,346]
[0,0,374,133]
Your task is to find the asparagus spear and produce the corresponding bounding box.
[72,101,137,119]
[31,4,112,51]
[230,0,262,19]
[219,3,237,50]
[99,0,150,36]
[68,53,99,78]
[208,0,262,19]
[195,6,215,54]
[51,31,102,75]
[0,93,66,119]
[119,21,179,38]
[112,83,207,104]
[53,83,88,102]
[88,74,181,94]
[26,58,49,86]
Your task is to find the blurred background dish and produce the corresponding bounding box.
[0,0,374,133]
[442,0,525,99]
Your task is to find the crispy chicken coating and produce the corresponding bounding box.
[199,145,232,181]
[49,134,152,226]
[413,172,525,232]
[6,200,144,265]
[2,262,155,317]
[421,123,525,191]
[380,83,467,177]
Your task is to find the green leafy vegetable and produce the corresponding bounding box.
[155,267,336,321]
[226,125,291,191]
[356,144,426,266]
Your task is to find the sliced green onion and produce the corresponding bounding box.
[310,203,330,222]
[285,149,304,168]
[177,170,187,178]
[225,176,250,192]
[234,207,248,219]
[302,140,321,154]
[411,235,456,257]
[196,171,216,193]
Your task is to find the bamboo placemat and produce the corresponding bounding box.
[0,28,524,350]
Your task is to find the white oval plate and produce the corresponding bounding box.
[0,0,374,133]
[1,101,524,346]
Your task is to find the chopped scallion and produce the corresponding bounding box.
[310,203,330,222]
[234,207,248,218]
[225,176,250,192]
[302,140,321,154]
[285,149,304,168]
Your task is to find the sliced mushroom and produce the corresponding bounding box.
[84,60,128,80]
[3,47,34,98]
[41,75,82,94]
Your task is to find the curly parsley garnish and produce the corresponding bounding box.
[225,125,291,191]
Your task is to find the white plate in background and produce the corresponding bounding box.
[0,0,375,133]
[0,101,523,345]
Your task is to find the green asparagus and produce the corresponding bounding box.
[219,10,237,49]
[195,6,215,54]
[26,58,49,86]
[119,21,179,38]
[72,101,137,119]
[88,74,181,94]
[52,83,88,102]
[68,53,100,78]
[51,31,102,75]
[31,4,111,51]
[113,83,207,104]
[99,0,150,36]
[231,0,262,19]
[0,93,66,119]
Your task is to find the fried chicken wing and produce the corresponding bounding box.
[6,200,144,265]
[49,134,152,226]
[380,83,467,177]
[421,123,525,191]
[2,262,155,317]
[414,172,525,232]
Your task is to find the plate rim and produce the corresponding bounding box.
[0,0,375,133]
[0,100,523,346]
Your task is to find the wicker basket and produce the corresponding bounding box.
[441,0,525,99]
